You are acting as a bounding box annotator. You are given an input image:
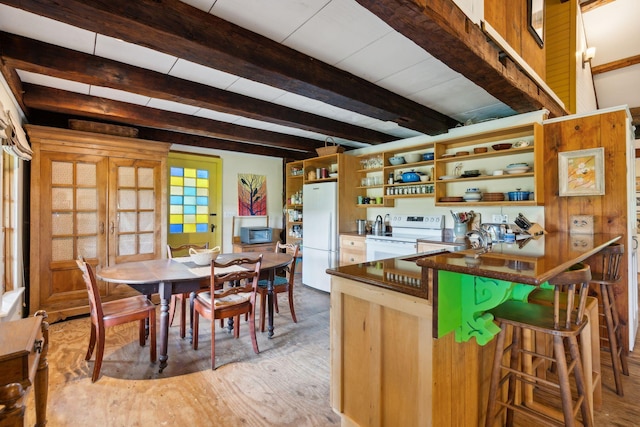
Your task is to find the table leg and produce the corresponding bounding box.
[267,270,275,339]
[158,281,171,372]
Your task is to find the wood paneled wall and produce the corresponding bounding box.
[543,109,631,346]
[545,0,577,113]
[484,0,546,79]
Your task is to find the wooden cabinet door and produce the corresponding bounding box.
[108,157,164,266]
[36,151,110,316]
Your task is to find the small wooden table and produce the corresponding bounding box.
[0,311,49,427]
[96,252,292,372]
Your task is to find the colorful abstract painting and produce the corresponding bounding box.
[238,173,267,215]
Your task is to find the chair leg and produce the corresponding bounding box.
[601,284,625,395]
[234,315,241,339]
[192,310,200,350]
[260,291,267,333]
[86,323,97,361]
[91,325,106,383]
[211,315,216,370]
[288,286,297,323]
[274,293,279,313]
[249,308,259,355]
[485,323,507,427]
[138,319,146,346]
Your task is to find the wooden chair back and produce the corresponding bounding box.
[211,255,263,305]
[167,242,208,258]
[546,263,592,330]
[76,257,104,325]
[273,241,299,283]
[595,243,624,283]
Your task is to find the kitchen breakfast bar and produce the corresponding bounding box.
[327,232,621,426]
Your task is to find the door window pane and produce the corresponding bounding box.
[169,166,209,234]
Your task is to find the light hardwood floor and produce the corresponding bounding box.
[25,277,640,426]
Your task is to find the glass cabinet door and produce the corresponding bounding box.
[109,158,163,264]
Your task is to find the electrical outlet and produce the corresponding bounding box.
[491,214,502,223]
[501,214,509,223]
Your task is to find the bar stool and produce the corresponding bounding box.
[485,263,593,427]
[589,242,629,395]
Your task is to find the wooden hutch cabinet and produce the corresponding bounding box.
[27,125,170,322]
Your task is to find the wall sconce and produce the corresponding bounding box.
[582,46,596,69]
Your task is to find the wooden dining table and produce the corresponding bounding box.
[96,251,292,372]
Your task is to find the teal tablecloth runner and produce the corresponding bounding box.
[437,270,544,345]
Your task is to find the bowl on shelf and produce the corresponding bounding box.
[422,152,435,161]
[474,147,488,154]
[506,167,530,174]
[389,156,405,165]
[439,175,457,180]
[492,143,512,151]
[506,162,528,168]
[404,153,422,163]
[463,192,482,202]
[455,151,470,156]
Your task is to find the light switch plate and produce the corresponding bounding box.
[570,215,594,234]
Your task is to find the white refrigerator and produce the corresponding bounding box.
[302,182,338,292]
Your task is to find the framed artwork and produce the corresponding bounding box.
[238,173,267,216]
[527,0,545,47]
[558,148,605,197]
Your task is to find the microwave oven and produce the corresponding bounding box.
[240,227,273,244]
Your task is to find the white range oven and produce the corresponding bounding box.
[365,214,447,261]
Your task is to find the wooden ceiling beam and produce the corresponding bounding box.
[1,0,458,135]
[22,84,324,153]
[27,109,311,159]
[355,0,567,118]
[0,31,395,144]
[591,54,640,75]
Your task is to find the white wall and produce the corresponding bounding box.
[575,8,598,114]
[170,144,284,253]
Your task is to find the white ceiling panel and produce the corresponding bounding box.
[282,0,391,65]
[413,76,502,117]
[593,63,640,108]
[147,98,201,115]
[94,35,178,74]
[89,86,151,106]
[193,107,243,123]
[0,4,96,54]
[210,0,330,43]
[582,0,640,65]
[377,57,461,98]
[16,70,90,95]
[226,78,288,102]
[336,30,432,83]
[168,59,239,90]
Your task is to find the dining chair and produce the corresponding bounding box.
[256,242,299,332]
[167,243,210,338]
[192,254,263,370]
[76,257,157,382]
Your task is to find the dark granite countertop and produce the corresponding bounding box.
[327,233,622,298]
[416,232,622,285]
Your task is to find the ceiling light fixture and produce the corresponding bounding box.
[582,46,596,69]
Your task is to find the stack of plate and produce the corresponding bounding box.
[505,163,530,174]
[482,192,505,201]
[439,196,464,202]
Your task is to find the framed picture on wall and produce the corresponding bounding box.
[558,147,605,197]
[527,0,545,47]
